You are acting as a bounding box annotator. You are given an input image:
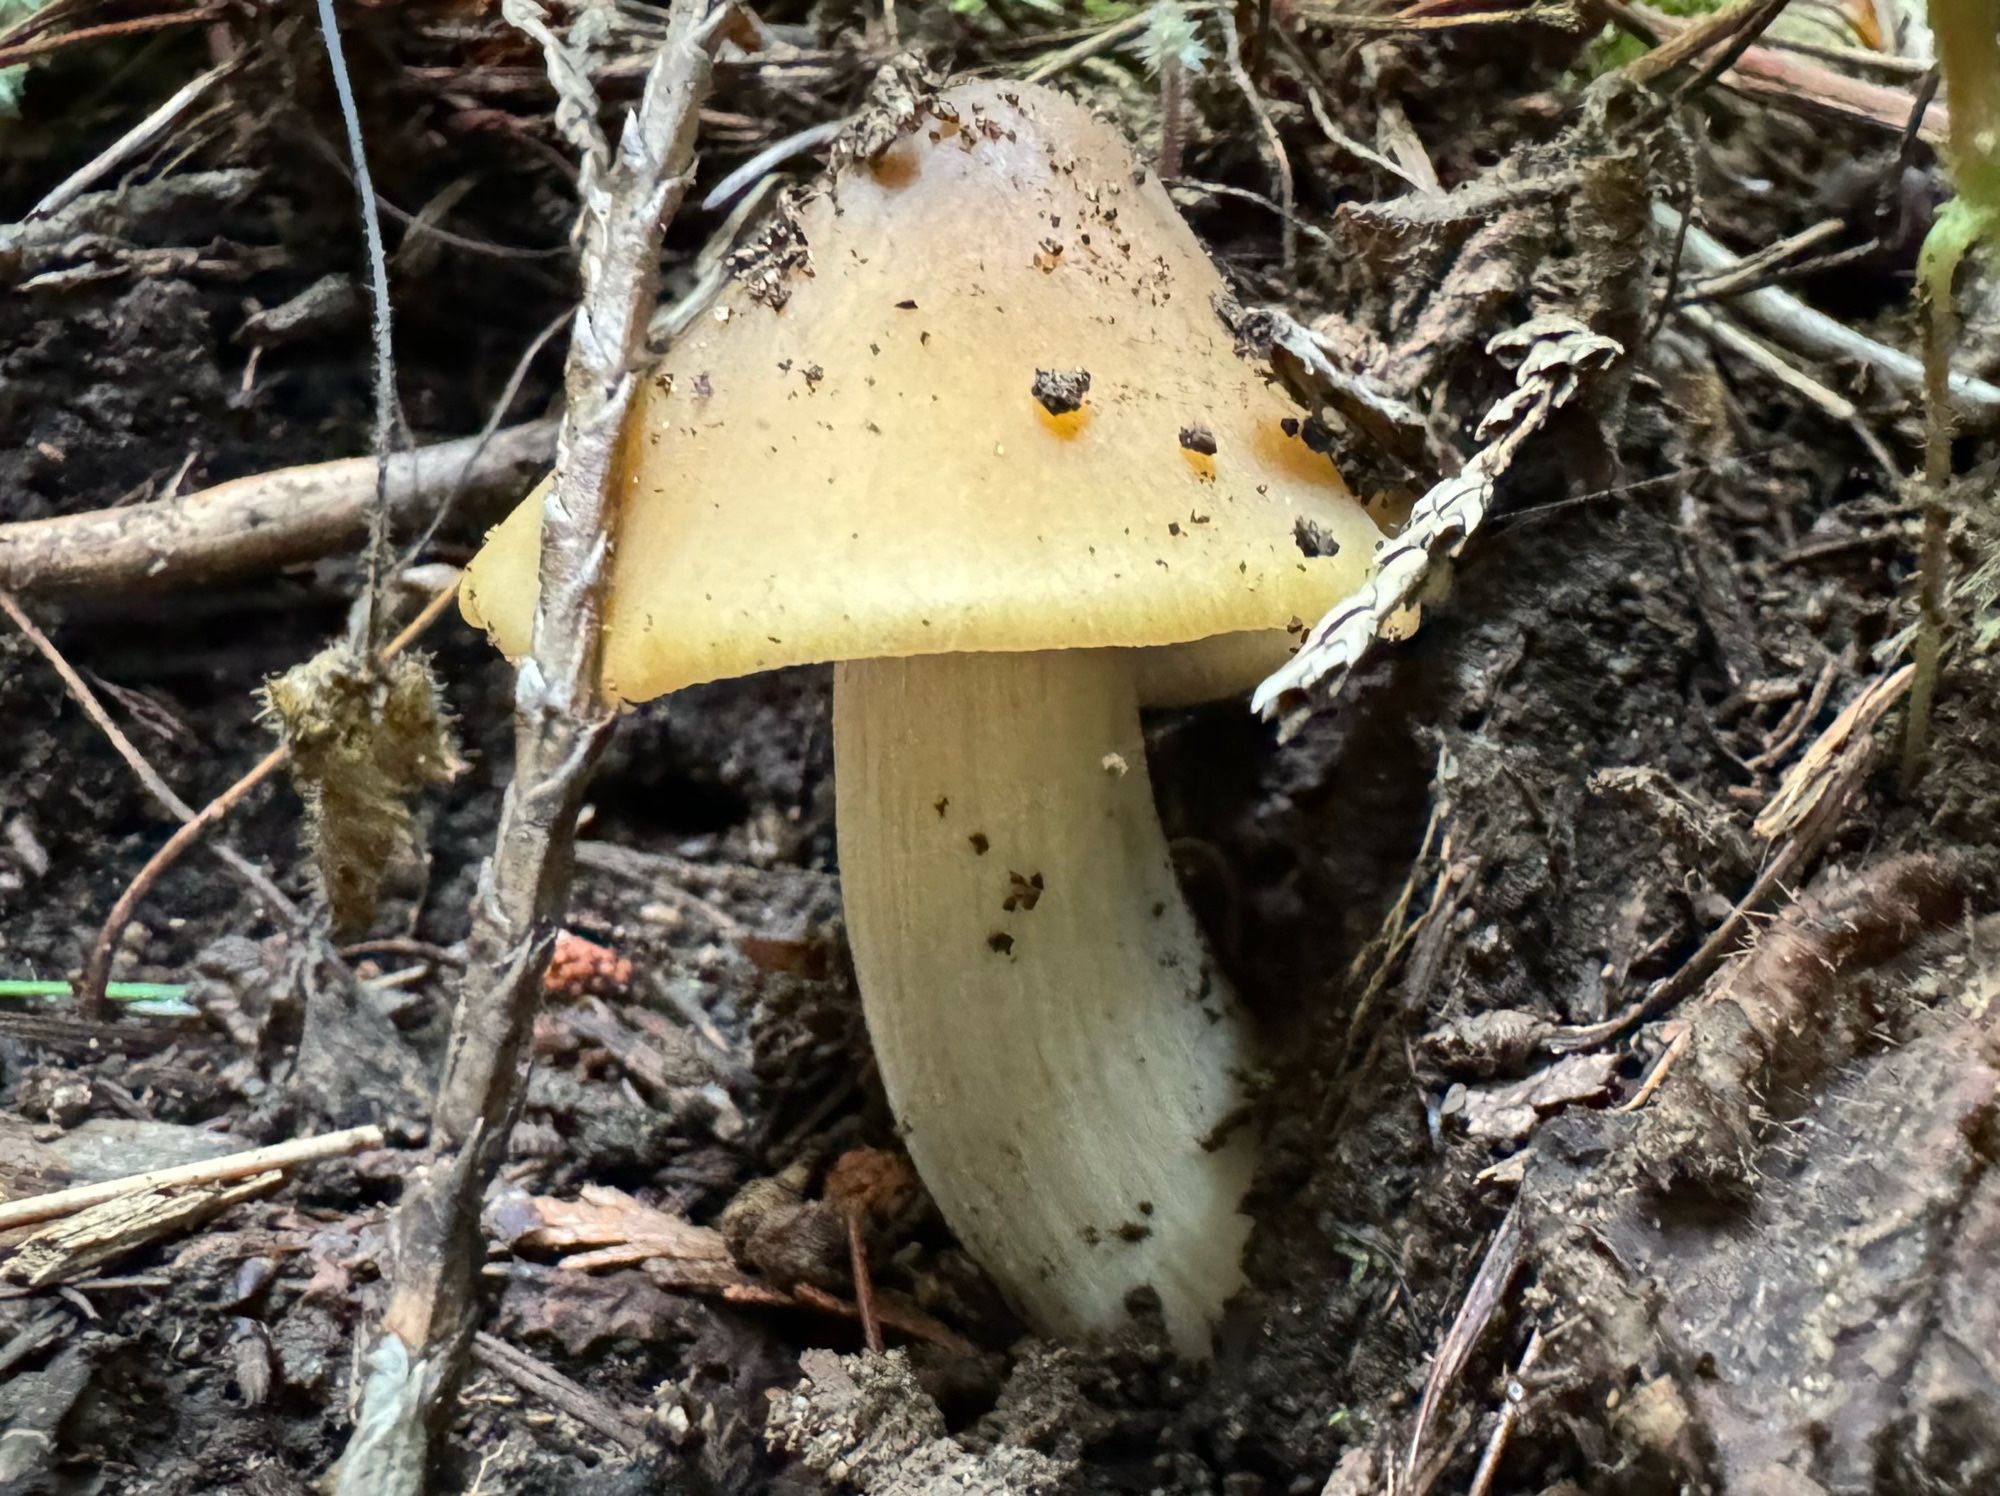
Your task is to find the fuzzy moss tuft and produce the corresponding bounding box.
[264,646,460,933]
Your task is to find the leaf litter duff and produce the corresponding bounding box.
[461,79,1386,1355]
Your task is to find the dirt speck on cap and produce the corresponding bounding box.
[1031,367,1091,416]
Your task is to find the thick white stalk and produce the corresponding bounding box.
[833,650,1256,1354]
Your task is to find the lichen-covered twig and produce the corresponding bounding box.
[337,5,724,1489]
[1252,315,1621,723]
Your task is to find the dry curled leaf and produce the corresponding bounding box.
[1441,1053,1621,1144]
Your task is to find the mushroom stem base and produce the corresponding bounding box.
[833,650,1255,1354]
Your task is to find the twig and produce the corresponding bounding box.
[0,5,224,70]
[0,419,556,598]
[1405,1207,1522,1494]
[1465,1327,1545,1496]
[1605,0,1949,143]
[1679,217,1847,301]
[1623,0,1792,99]
[314,0,402,651]
[1274,27,1419,186]
[1215,1,1294,277]
[0,588,302,1016]
[1658,206,2000,425]
[1294,1,1582,32]
[395,309,572,572]
[0,1307,72,1379]
[79,751,288,1014]
[1170,179,1335,248]
[0,1124,384,1233]
[1559,666,1914,1052]
[1158,44,1187,184]
[1022,5,1181,85]
[30,62,235,220]
[469,1332,648,1453]
[1763,33,1930,78]
[847,1212,884,1355]
[340,7,724,1490]
[1680,303,1899,479]
[700,116,846,213]
[0,592,215,829]
[780,1283,980,1357]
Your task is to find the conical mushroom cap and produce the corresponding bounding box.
[462,79,1382,703]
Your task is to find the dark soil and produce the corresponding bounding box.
[3,5,1997,1495]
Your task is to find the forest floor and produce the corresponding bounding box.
[1,2,1998,1493]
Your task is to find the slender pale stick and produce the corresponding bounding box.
[0,1124,386,1233]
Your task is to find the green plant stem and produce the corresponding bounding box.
[0,979,190,1003]
[1900,0,2000,784]
[1905,201,1991,783]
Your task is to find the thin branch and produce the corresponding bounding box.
[0,420,555,598]
[1022,4,1185,84]
[1215,1,1294,277]
[1604,0,1949,143]
[469,1332,649,1452]
[0,5,224,69]
[1465,1327,1545,1496]
[1680,303,1899,480]
[314,0,403,651]
[700,116,846,213]
[30,61,236,220]
[339,5,725,1488]
[1659,205,2000,425]
[395,311,572,571]
[0,1124,385,1233]
[1404,1208,1522,1493]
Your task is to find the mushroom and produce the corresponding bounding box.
[462,81,1383,1353]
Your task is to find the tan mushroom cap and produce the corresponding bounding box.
[461,79,1383,704]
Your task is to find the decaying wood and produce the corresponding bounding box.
[4,1173,278,1287]
[1632,852,1969,1177]
[0,1124,385,1234]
